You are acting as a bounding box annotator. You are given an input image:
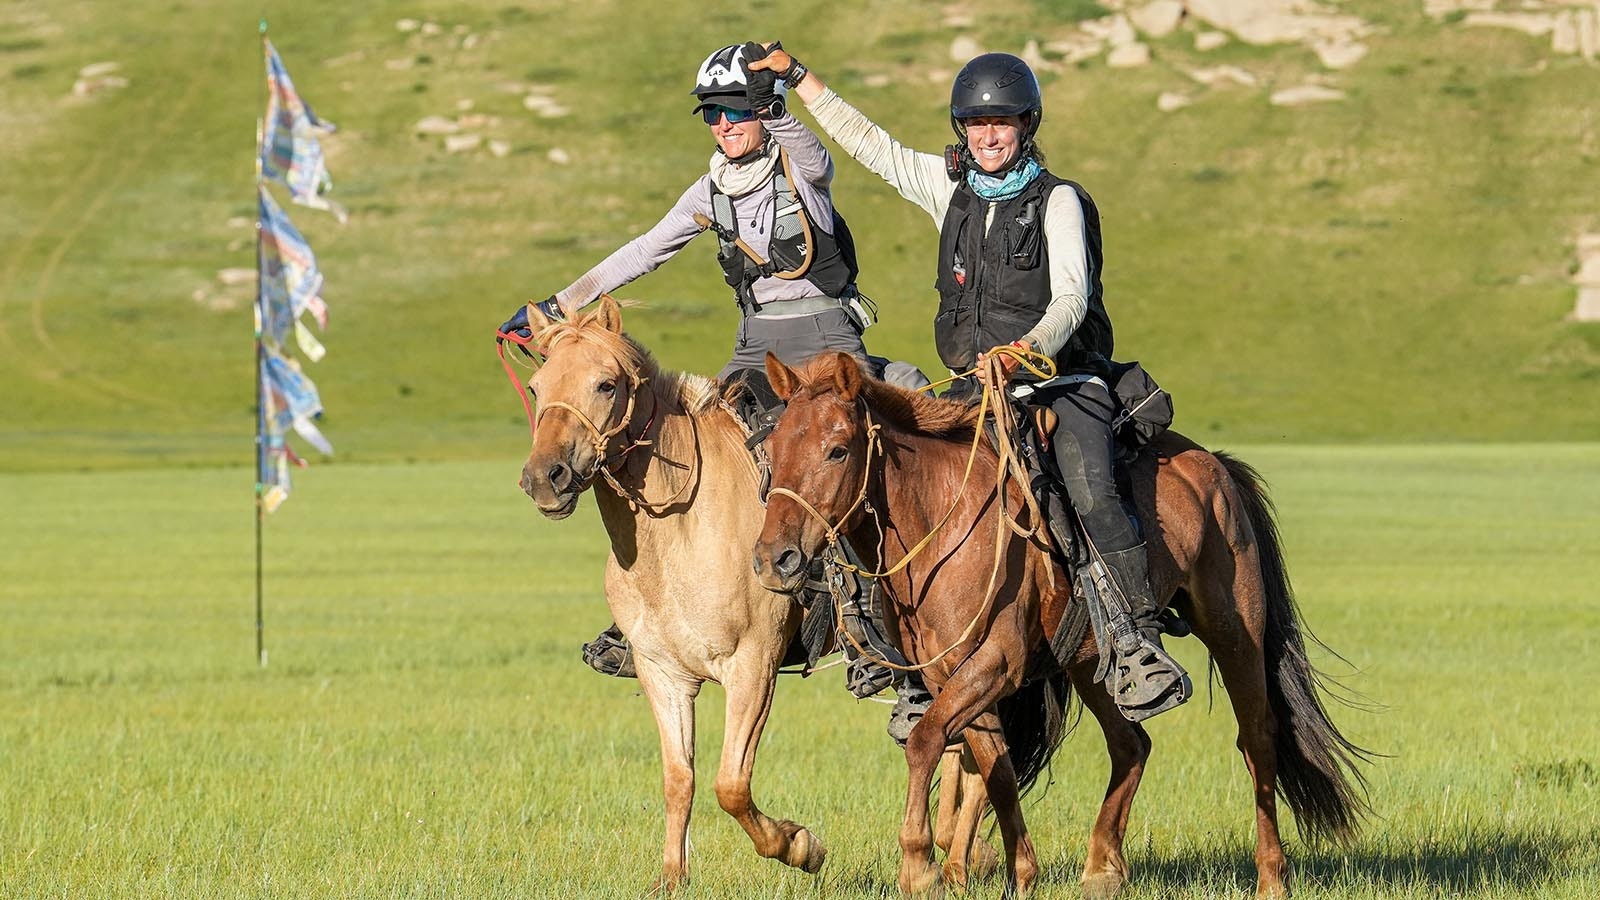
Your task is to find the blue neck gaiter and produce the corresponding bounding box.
[966,156,1041,201]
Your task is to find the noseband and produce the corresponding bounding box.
[537,369,656,489]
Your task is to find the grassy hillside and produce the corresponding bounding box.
[1,0,1597,470]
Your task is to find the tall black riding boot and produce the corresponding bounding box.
[581,622,636,678]
[1102,544,1190,721]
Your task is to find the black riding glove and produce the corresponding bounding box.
[497,296,561,344]
[741,42,781,119]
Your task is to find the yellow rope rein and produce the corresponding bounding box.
[768,344,1061,674]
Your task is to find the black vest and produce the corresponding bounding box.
[933,171,1112,372]
[710,150,858,309]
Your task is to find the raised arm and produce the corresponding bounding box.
[552,179,711,315]
[750,46,954,224]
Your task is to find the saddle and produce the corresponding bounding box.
[982,361,1190,683]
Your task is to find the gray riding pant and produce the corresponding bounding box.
[718,308,868,382]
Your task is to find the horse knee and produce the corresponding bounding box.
[714,777,752,816]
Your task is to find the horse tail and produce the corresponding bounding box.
[1216,451,1375,845]
[998,670,1076,796]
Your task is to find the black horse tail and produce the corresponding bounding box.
[999,669,1076,796]
[1216,451,1376,845]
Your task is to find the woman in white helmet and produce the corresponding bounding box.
[501,43,906,683]
[501,42,870,383]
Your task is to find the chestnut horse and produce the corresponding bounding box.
[517,298,825,890]
[752,351,1370,899]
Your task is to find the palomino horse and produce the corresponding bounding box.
[752,352,1370,899]
[517,298,825,890]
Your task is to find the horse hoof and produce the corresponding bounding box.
[645,873,685,897]
[784,827,827,873]
[900,868,945,900]
[1081,872,1126,900]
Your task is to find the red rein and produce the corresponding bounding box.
[495,329,540,444]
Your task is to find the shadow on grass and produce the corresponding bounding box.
[1120,828,1600,895]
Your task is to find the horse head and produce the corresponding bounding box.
[752,351,874,593]
[519,296,653,518]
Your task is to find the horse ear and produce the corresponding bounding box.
[828,351,862,402]
[526,299,555,331]
[591,294,624,334]
[766,352,800,402]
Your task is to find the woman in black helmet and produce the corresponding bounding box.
[750,47,1191,721]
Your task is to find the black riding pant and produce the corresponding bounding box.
[1048,378,1139,554]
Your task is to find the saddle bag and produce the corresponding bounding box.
[1108,360,1173,456]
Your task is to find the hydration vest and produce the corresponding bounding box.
[710,148,859,311]
[933,170,1112,372]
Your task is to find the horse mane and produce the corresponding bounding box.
[538,319,719,415]
[791,356,980,439]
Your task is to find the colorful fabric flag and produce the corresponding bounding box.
[258,185,328,359]
[261,39,347,222]
[257,347,333,513]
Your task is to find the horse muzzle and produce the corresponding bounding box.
[752,540,810,594]
[521,450,596,519]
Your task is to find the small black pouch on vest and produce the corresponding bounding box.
[1006,197,1043,270]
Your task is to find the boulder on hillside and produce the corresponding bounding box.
[949,35,981,62]
[1195,30,1229,51]
[78,61,120,78]
[1269,83,1346,106]
[1314,39,1368,69]
[1131,1,1185,39]
[1107,42,1152,67]
[415,115,460,135]
[1463,12,1557,37]
[1185,0,1368,47]
[1157,91,1193,111]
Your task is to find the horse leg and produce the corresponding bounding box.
[1187,556,1289,898]
[943,743,1000,886]
[934,746,961,856]
[899,647,1019,898]
[633,654,702,893]
[962,708,1040,898]
[712,651,826,874]
[1067,657,1151,900]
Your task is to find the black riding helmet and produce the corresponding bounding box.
[948,53,1042,173]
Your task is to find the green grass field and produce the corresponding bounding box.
[3,445,1597,898]
[2,0,1598,896]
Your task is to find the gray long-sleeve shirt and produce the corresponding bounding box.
[554,113,841,314]
[805,88,1091,360]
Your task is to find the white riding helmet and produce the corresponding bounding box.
[691,43,786,112]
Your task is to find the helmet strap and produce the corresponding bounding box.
[717,131,772,166]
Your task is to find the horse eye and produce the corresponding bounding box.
[826,445,848,462]
[597,379,616,395]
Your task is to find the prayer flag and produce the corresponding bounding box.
[261,39,347,222]
[258,185,329,359]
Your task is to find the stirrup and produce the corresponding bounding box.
[845,655,896,699]
[1112,636,1190,722]
[581,626,637,679]
[886,680,934,747]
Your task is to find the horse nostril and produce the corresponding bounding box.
[775,548,803,580]
[548,463,570,490]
